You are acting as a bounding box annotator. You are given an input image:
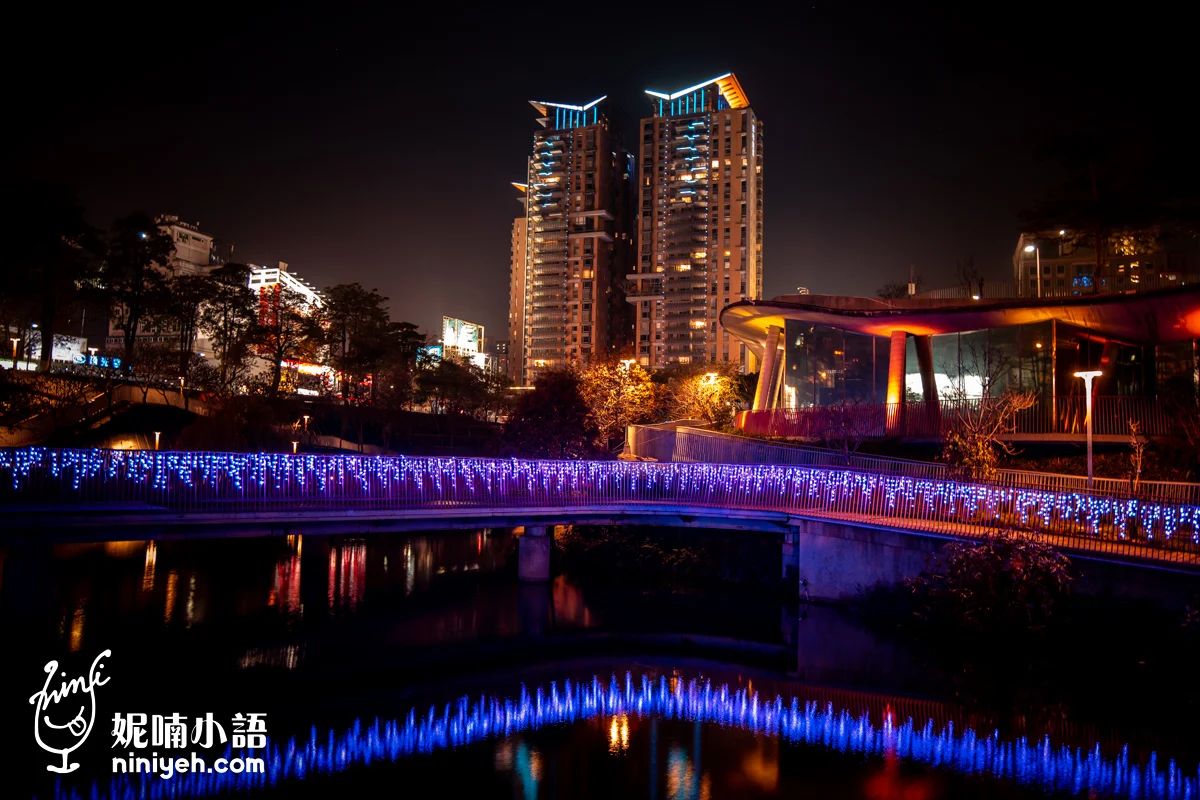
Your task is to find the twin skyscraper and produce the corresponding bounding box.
[508,73,764,385]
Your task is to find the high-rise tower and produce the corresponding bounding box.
[516,97,635,385]
[628,73,764,370]
[508,180,528,385]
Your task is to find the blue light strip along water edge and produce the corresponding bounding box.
[53,674,1199,800]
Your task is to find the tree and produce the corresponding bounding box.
[318,284,395,403]
[372,320,427,409]
[954,256,984,298]
[199,264,259,394]
[0,181,102,371]
[1127,420,1146,496]
[578,359,659,451]
[876,282,910,300]
[160,274,209,377]
[128,342,182,404]
[104,213,174,363]
[816,399,876,464]
[415,358,488,417]
[502,370,601,459]
[1021,132,1200,292]
[941,390,1037,481]
[258,282,311,396]
[667,362,743,428]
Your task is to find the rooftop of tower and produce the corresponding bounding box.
[644,73,749,109]
[527,97,607,116]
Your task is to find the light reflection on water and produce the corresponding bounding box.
[7,530,521,655]
[54,673,1199,800]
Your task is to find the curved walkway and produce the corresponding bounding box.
[1,448,1198,570]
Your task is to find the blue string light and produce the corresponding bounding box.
[1,448,1197,555]
[50,672,1198,800]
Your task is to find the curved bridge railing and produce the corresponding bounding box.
[1,448,1198,568]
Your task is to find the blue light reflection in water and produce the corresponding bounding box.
[58,674,1198,800]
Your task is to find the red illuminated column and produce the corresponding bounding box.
[885,331,907,435]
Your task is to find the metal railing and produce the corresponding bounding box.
[1,448,1198,568]
[657,426,1200,504]
[736,396,1181,439]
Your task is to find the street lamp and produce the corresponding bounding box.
[1024,243,1041,298]
[153,431,161,451]
[619,359,636,370]
[292,441,299,455]
[9,337,19,369]
[1074,370,1103,489]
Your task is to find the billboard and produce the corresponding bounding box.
[442,316,484,355]
[418,344,443,365]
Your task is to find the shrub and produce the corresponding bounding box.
[907,530,1074,631]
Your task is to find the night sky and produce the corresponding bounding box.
[6,2,1196,341]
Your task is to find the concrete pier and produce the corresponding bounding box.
[518,525,551,582]
[781,531,799,583]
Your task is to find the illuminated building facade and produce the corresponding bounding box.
[1014,229,1200,298]
[628,73,764,371]
[508,181,528,384]
[517,96,635,384]
[247,262,324,311]
[246,262,327,393]
[157,215,219,277]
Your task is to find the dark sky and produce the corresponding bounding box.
[6,2,1196,340]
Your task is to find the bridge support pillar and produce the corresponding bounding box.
[782,531,799,583]
[518,526,551,582]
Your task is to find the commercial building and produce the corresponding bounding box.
[720,286,1200,440]
[628,73,764,371]
[515,96,635,384]
[156,215,225,276]
[247,262,324,311]
[106,216,225,351]
[246,263,327,392]
[1014,228,1200,298]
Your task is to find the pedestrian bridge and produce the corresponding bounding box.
[1,449,1198,596]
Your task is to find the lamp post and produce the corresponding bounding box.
[1024,243,1041,298]
[153,431,161,451]
[9,337,19,369]
[292,441,299,455]
[1074,370,1102,489]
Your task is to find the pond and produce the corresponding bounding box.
[2,529,1195,799]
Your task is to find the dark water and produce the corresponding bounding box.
[1,529,1195,800]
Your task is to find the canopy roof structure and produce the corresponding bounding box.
[720,286,1200,357]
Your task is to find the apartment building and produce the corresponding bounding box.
[628,73,764,371]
